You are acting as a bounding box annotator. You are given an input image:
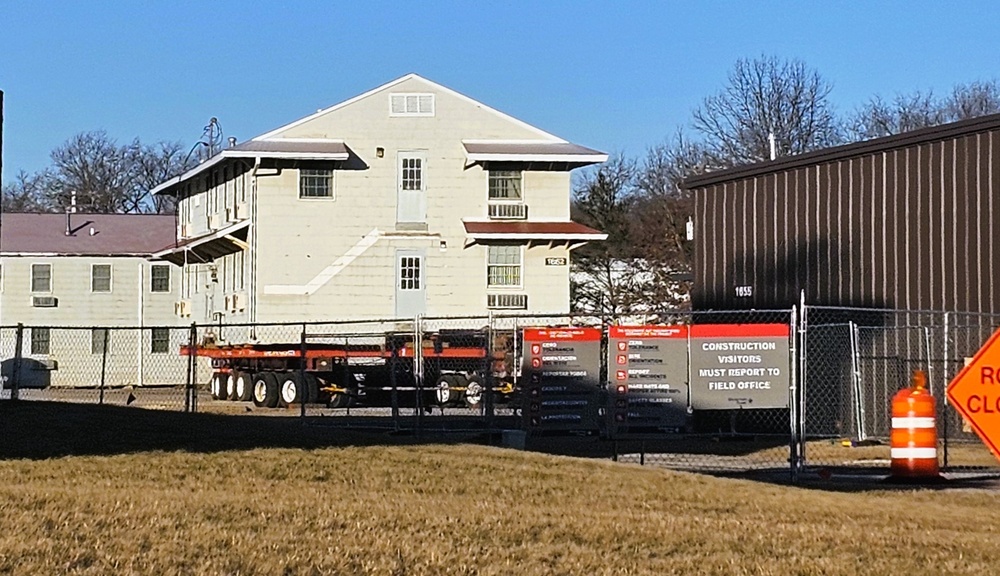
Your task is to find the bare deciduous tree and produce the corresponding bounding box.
[2,131,193,214]
[631,133,708,311]
[848,80,1000,140]
[692,56,843,167]
[848,91,945,139]
[946,80,1000,121]
[1,170,56,212]
[570,155,649,318]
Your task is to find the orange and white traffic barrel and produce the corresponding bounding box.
[890,370,940,479]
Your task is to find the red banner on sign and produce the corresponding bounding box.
[689,323,789,338]
[608,325,689,339]
[523,327,602,342]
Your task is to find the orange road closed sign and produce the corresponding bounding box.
[946,328,1000,462]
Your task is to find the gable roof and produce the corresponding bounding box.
[152,74,607,196]
[254,73,564,142]
[0,213,176,256]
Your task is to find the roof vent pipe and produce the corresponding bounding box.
[228,137,237,148]
[768,132,777,161]
[65,191,77,236]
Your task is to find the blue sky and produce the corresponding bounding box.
[1,1,999,185]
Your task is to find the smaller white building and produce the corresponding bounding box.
[0,212,186,388]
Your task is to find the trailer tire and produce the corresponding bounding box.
[303,373,319,405]
[464,375,484,410]
[225,372,238,400]
[252,372,279,408]
[211,373,229,400]
[278,372,304,407]
[234,371,253,402]
[435,374,464,405]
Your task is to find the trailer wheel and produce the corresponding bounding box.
[303,373,319,405]
[252,372,279,408]
[234,371,253,402]
[464,375,484,410]
[325,370,356,409]
[211,373,229,400]
[225,372,238,400]
[278,372,304,407]
[435,374,465,405]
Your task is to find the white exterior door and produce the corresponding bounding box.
[395,250,426,318]
[396,152,426,225]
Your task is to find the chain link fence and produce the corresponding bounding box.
[4,305,999,481]
[799,306,1000,475]
[1,324,194,410]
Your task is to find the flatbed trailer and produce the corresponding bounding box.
[182,330,517,410]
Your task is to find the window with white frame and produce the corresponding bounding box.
[151,328,170,354]
[31,328,50,355]
[400,158,422,191]
[389,93,435,117]
[488,170,523,201]
[487,245,522,288]
[399,256,421,290]
[31,264,51,293]
[299,169,334,198]
[91,328,108,355]
[91,264,112,292]
[151,265,170,293]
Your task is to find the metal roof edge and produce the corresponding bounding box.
[683,113,1000,189]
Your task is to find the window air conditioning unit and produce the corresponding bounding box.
[208,214,223,230]
[232,292,246,312]
[175,300,191,317]
[488,203,528,220]
[32,296,58,308]
[487,293,527,310]
[235,202,249,220]
[225,207,236,222]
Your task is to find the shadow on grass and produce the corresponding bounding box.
[1,400,795,464]
[0,401,429,460]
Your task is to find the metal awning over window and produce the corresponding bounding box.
[462,141,608,165]
[152,220,250,265]
[462,220,607,249]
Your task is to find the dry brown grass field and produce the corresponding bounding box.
[1,401,999,575]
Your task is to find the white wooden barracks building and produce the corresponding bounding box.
[151,74,607,325]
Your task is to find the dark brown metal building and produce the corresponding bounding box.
[684,114,1000,313]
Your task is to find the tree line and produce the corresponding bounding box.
[572,55,1000,317]
[2,131,197,214]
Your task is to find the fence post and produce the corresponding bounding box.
[484,312,495,433]
[186,322,197,413]
[797,291,808,477]
[11,323,23,401]
[414,314,423,438]
[848,321,865,441]
[390,344,400,430]
[300,323,307,420]
[942,311,951,469]
[788,306,799,483]
[99,327,109,405]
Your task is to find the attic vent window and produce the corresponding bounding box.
[390,93,435,117]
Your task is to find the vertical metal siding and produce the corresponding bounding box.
[692,126,1000,314]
